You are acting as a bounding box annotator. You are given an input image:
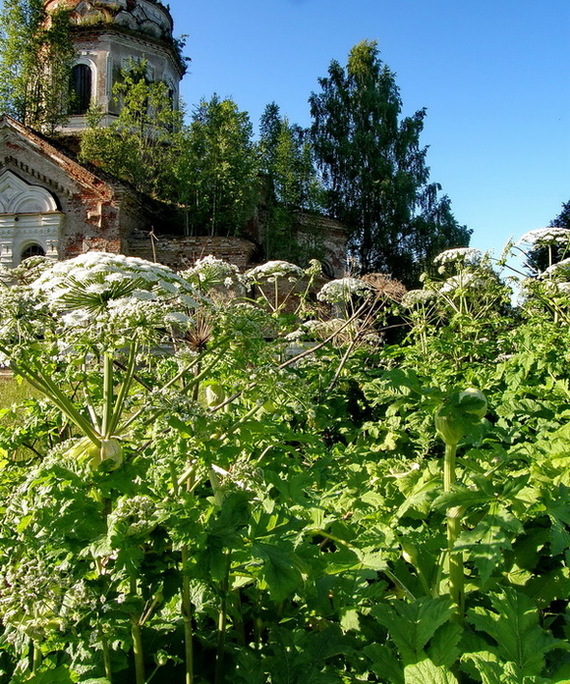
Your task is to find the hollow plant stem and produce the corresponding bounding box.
[102,352,114,438]
[214,553,232,684]
[32,640,42,673]
[181,546,194,684]
[444,441,464,619]
[130,577,145,684]
[131,618,145,684]
[102,632,113,683]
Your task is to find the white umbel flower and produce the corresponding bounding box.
[433,247,482,266]
[518,227,570,246]
[317,277,372,304]
[243,260,304,285]
[401,289,437,308]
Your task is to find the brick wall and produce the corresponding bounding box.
[127,232,258,271]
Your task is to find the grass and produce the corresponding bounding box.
[0,374,46,460]
[0,374,40,425]
[0,375,34,406]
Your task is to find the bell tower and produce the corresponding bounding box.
[43,0,187,135]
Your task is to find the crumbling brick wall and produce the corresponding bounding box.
[127,232,258,271]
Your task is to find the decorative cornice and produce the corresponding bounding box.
[0,116,126,201]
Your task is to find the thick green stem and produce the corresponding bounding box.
[444,442,464,619]
[5,356,101,445]
[109,343,138,435]
[101,632,113,683]
[443,442,456,491]
[274,278,279,312]
[102,352,114,438]
[214,553,232,684]
[129,576,145,684]
[131,619,145,684]
[233,589,246,648]
[181,546,194,684]
[32,640,42,673]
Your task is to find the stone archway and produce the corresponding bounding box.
[0,171,64,267]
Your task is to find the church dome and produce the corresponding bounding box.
[47,0,187,137]
[44,1,176,44]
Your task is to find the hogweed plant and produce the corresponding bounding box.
[517,226,570,272]
[242,259,320,315]
[431,248,509,323]
[2,253,203,464]
[435,388,488,620]
[0,252,379,683]
[0,248,568,683]
[400,289,438,354]
[0,253,219,682]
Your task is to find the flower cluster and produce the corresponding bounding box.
[29,253,202,341]
[401,289,437,309]
[180,255,242,292]
[433,247,482,265]
[433,247,483,275]
[108,495,159,538]
[317,277,372,304]
[243,260,304,285]
[0,285,52,356]
[285,319,332,341]
[440,272,481,294]
[32,252,200,312]
[540,258,570,280]
[554,282,570,294]
[285,317,380,347]
[518,227,570,247]
[0,555,93,642]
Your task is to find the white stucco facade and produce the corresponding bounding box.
[0,171,63,267]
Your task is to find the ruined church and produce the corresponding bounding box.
[0,0,345,274]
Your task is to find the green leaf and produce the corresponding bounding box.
[432,485,493,511]
[372,598,454,665]
[167,415,193,436]
[524,566,570,608]
[20,667,76,683]
[381,368,424,396]
[467,587,568,677]
[395,468,440,519]
[253,542,303,602]
[339,607,360,633]
[462,651,509,684]
[404,658,458,683]
[455,508,522,584]
[427,622,462,668]
[363,643,404,684]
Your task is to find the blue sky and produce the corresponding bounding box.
[170,0,569,256]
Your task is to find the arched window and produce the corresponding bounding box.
[70,64,92,115]
[21,244,46,261]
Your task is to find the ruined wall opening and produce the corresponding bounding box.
[70,63,93,115]
[21,243,46,261]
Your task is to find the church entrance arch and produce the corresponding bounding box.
[0,171,64,267]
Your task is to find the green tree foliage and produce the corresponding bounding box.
[174,94,260,236]
[259,102,325,263]
[80,60,183,199]
[309,40,470,285]
[0,0,75,133]
[537,199,570,269]
[519,200,570,274]
[551,199,570,231]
